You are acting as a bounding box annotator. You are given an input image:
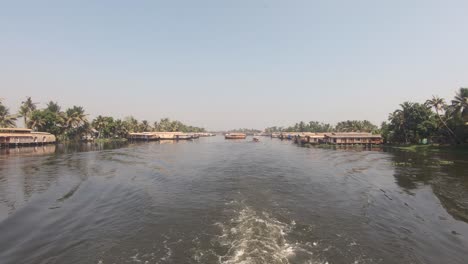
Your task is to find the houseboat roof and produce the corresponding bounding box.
[0,128,32,133]
[227,133,246,136]
[326,134,382,138]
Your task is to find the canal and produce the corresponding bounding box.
[0,136,467,264]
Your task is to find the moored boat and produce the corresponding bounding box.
[225,133,247,139]
[0,128,56,147]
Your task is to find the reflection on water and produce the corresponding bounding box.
[0,145,56,157]
[0,137,467,264]
[389,149,468,222]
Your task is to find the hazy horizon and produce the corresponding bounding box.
[1,0,467,130]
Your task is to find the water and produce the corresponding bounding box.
[0,137,467,264]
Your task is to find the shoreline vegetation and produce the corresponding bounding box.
[0,98,206,143]
[265,88,468,148]
[0,88,467,149]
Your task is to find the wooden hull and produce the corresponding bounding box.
[1,132,56,147]
[225,135,247,139]
[175,135,193,140]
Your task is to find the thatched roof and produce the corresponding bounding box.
[0,128,32,133]
[226,133,246,136]
[0,134,34,138]
[326,134,381,138]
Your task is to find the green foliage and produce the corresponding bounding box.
[267,120,374,133]
[386,102,437,144]
[335,120,378,133]
[228,128,262,134]
[153,118,206,133]
[266,121,334,133]
[18,96,37,126]
[451,87,468,123]
[0,100,17,127]
[384,88,468,145]
[28,109,64,136]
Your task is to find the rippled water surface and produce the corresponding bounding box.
[0,137,467,264]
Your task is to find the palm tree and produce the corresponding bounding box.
[389,109,407,143]
[125,116,139,132]
[92,115,107,138]
[425,96,460,143]
[27,111,46,131]
[139,120,151,132]
[158,118,171,131]
[451,87,468,123]
[114,119,128,138]
[18,97,38,127]
[46,101,61,113]
[65,106,88,129]
[0,100,17,127]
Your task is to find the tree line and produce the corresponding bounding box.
[0,98,206,141]
[265,120,378,134]
[227,128,262,135]
[265,88,468,145]
[382,88,468,144]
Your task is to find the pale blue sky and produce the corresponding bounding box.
[1,0,467,130]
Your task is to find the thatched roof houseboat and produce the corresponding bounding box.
[323,132,382,145]
[293,132,330,144]
[128,132,195,141]
[271,132,281,138]
[225,133,247,139]
[0,128,56,147]
[279,132,299,140]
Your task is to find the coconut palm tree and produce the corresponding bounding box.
[92,115,107,138]
[65,106,88,129]
[114,119,129,138]
[19,97,38,127]
[425,96,460,143]
[27,111,46,131]
[124,116,139,132]
[139,120,151,132]
[0,100,17,127]
[388,109,408,143]
[46,101,61,113]
[451,87,468,123]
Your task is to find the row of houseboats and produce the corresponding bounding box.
[224,131,382,146]
[1,127,382,147]
[0,128,216,147]
[127,132,215,141]
[271,132,383,145]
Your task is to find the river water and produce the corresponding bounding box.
[0,137,467,264]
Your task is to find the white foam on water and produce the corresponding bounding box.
[159,239,173,262]
[213,204,325,264]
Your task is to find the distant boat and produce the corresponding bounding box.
[225,133,247,139]
[175,134,193,140]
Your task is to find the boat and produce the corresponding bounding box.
[253,137,259,142]
[0,128,56,147]
[225,133,247,139]
[175,134,193,140]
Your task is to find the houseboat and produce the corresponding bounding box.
[271,132,281,138]
[279,132,298,140]
[128,132,160,141]
[225,133,247,139]
[128,132,196,141]
[0,128,56,147]
[323,133,383,145]
[294,133,329,145]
